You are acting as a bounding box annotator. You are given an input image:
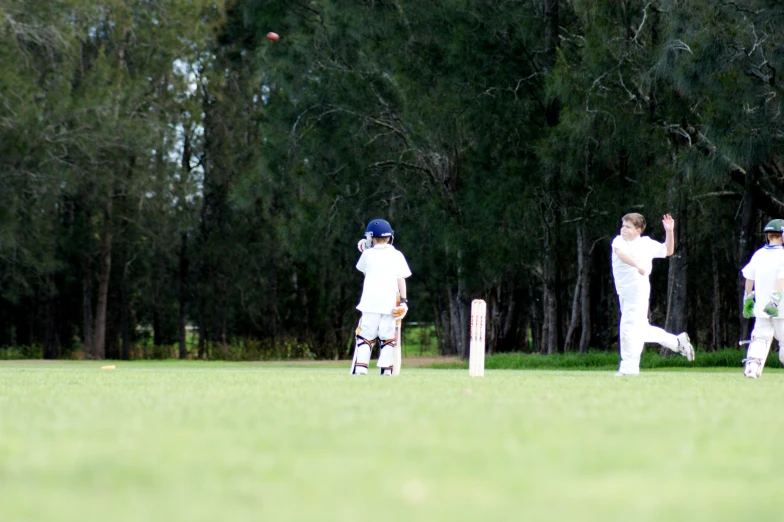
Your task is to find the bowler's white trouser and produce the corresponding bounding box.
[745,317,784,372]
[618,292,679,375]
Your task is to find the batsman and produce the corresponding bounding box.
[350,219,412,375]
[740,219,784,378]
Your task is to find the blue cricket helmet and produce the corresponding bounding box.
[365,219,394,240]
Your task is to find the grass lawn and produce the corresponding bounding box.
[1,362,783,522]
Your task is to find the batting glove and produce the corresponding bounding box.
[764,291,782,317]
[743,292,755,319]
[357,238,369,253]
[392,299,408,320]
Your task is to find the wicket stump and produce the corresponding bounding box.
[469,299,486,377]
[393,293,402,375]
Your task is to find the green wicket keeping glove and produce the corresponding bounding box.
[764,291,783,317]
[743,292,755,319]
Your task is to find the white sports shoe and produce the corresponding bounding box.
[743,358,762,379]
[677,332,694,362]
[614,371,639,377]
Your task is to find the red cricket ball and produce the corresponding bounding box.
[267,32,280,42]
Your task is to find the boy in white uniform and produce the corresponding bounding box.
[740,219,784,378]
[350,219,412,375]
[611,213,695,375]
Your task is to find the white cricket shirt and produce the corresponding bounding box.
[611,235,667,297]
[741,245,784,318]
[356,244,412,314]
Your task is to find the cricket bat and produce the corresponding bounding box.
[349,319,361,375]
[393,293,402,376]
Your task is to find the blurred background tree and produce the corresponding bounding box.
[2,0,783,359]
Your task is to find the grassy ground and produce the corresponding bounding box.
[433,348,773,370]
[2,362,784,522]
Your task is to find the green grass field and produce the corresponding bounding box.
[2,361,784,522]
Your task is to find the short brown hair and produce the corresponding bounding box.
[622,213,646,232]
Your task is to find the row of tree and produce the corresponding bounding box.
[2,0,784,359]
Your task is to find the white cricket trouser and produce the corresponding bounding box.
[746,317,784,370]
[618,292,678,375]
[352,313,397,373]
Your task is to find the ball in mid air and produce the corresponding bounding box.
[267,32,280,42]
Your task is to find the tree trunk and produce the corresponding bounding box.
[434,290,454,356]
[578,260,592,354]
[443,251,471,358]
[153,304,163,348]
[92,200,112,359]
[448,286,465,358]
[578,223,593,354]
[218,280,228,345]
[544,286,558,354]
[542,217,560,355]
[664,171,689,350]
[577,137,594,355]
[563,229,584,352]
[711,242,722,352]
[152,246,165,347]
[487,285,500,355]
[606,271,619,353]
[91,40,124,360]
[457,261,471,358]
[520,310,531,352]
[503,288,522,353]
[16,295,33,347]
[487,281,520,354]
[198,295,207,359]
[82,260,93,356]
[531,290,541,352]
[44,292,59,359]
[178,233,189,359]
[543,0,560,128]
[737,174,757,343]
[121,281,130,361]
[432,300,446,355]
[0,302,6,347]
[270,254,278,356]
[544,0,559,55]
[118,245,130,361]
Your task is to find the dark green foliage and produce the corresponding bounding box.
[3,0,784,359]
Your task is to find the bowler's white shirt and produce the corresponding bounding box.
[742,246,784,318]
[611,235,667,297]
[356,244,412,314]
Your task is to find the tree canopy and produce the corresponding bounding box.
[2,0,784,359]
